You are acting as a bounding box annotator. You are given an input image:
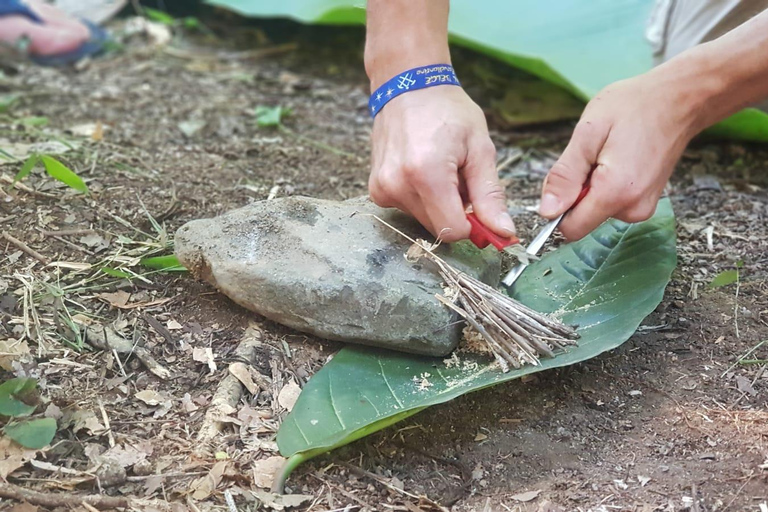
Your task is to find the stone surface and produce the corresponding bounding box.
[175,196,501,356]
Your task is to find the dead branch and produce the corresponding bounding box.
[195,323,266,455]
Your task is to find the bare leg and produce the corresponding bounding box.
[0,0,89,57]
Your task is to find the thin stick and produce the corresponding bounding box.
[2,231,49,265]
[372,216,578,371]
[0,482,128,509]
[41,228,95,237]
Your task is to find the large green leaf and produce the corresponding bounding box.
[0,378,38,418]
[4,418,57,449]
[276,198,676,464]
[206,0,768,142]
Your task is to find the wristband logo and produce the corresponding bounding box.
[397,73,416,90]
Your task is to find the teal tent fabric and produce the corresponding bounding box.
[207,0,768,141]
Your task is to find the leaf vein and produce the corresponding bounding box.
[378,358,404,409]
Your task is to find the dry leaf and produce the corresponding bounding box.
[510,490,541,502]
[66,409,106,435]
[44,403,62,420]
[92,121,104,141]
[135,389,165,406]
[250,490,312,511]
[46,261,92,271]
[229,362,260,394]
[97,291,131,308]
[474,433,488,442]
[79,233,109,252]
[189,461,228,500]
[252,456,286,489]
[193,347,216,374]
[166,319,183,330]
[103,441,153,468]
[277,380,301,412]
[237,405,264,428]
[0,338,31,371]
[69,122,101,138]
[181,393,198,414]
[736,375,758,396]
[9,503,39,512]
[0,437,38,480]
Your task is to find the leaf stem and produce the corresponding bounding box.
[271,453,308,494]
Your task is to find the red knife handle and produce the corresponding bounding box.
[466,212,520,250]
[572,185,590,208]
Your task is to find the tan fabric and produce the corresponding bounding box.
[648,0,768,62]
[647,0,768,111]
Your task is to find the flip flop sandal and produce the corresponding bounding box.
[0,0,111,66]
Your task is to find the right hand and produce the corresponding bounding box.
[368,85,516,243]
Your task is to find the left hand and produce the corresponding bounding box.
[538,68,701,240]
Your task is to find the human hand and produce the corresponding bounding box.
[539,68,702,240]
[368,85,516,242]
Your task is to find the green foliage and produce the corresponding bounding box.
[19,116,49,127]
[143,7,208,33]
[140,255,187,272]
[100,267,135,279]
[0,378,37,417]
[40,155,89,193]
[276,199,677,470]
[0,93,20,113]
[254,105,290,128]
[0,378,56,449]
[206,0,768,142]
[143,7,176,25]
[4,418,57,449]
[709,262,743,288]
[14,154,39,183]
[14,154,89,194]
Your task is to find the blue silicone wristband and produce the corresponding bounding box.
[368,64,461,118]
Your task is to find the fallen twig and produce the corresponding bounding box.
[2,231,49,265]
[195,323,266,455]
[0,482,128,509]
[372,215,578,371]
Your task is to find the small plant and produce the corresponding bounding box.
[709,261,743,288]
[0,378,56,449]
[142,7,211,34]
[14,154,89,194]
[254,105,291,128]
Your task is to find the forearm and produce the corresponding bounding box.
[364,0,451,89]
[666,8,768,133]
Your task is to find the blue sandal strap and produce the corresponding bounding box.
[0,0,42,23]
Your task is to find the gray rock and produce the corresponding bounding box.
[175,196,501,356]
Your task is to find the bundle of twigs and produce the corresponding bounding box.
[426,248,579,371]
[373,215,579,372]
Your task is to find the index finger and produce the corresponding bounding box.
[415,169,471,242]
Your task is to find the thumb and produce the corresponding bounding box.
[463,137,516,237]
[540,120,609,218]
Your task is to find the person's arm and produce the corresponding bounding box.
[365,0,516,242]
[539,9,768,240]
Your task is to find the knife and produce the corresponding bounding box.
[467,185,589,290]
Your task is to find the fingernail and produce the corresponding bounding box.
[539,193,563,217]
[497,213,516,236]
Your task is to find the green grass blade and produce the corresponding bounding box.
[140,255,187,272]
[40,155,88,194]
[14,154,39,183]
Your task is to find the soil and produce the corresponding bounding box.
[1,12,767,512]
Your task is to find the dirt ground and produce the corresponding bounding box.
[0,12,767,512]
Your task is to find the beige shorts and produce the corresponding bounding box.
[647,0,768,62]
[647,0,768,111]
